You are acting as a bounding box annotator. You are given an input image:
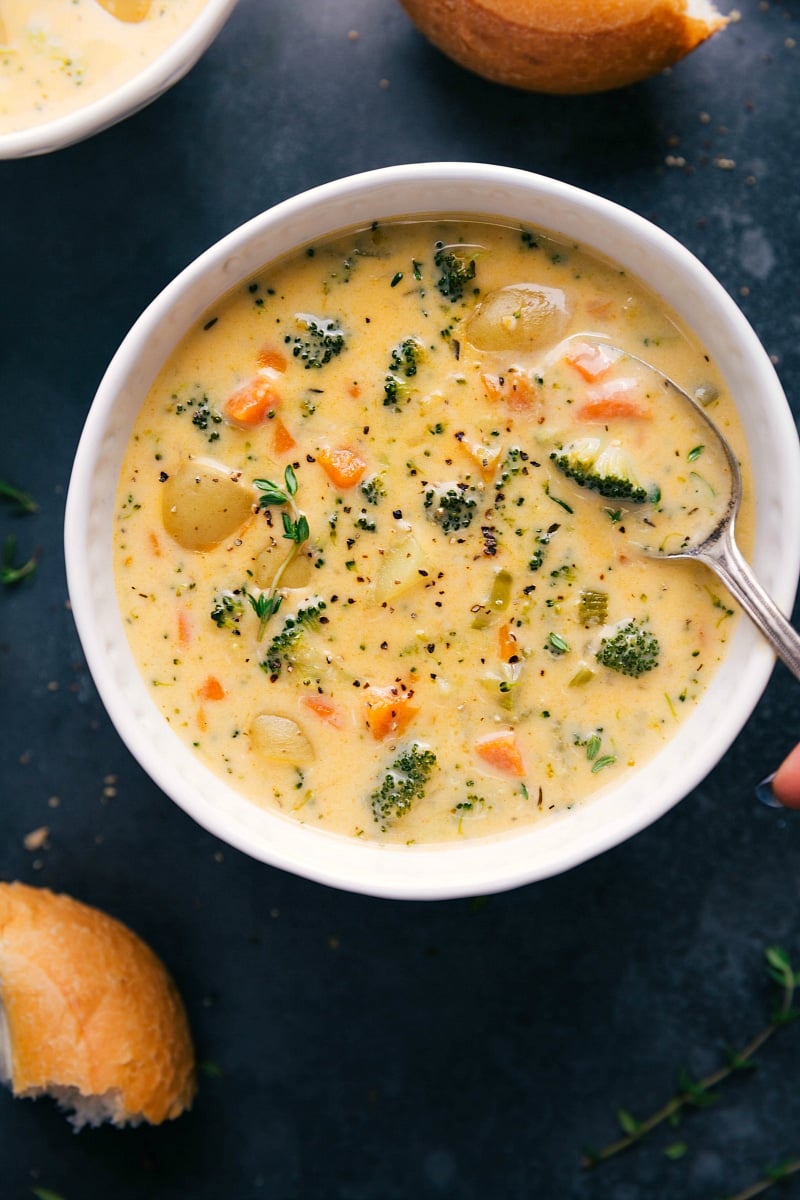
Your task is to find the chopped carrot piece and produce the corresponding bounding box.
[196,707,207,733]
[317,446,367,489]
[197,675,225,701]
[498,623,518,663]
[223,375,280,427]
[585,298,614,319]
[364,686,418,741]
[564,341,620,381]
[177,608,192,647]
[301,693,344,728]
[348,382,361,398]
[272,417,297,455]
[256,347,288,372]
[475,730,525,777]
[481,371,540,412]
[148,530,161,557]
[577,378,650,422]
[459,437,503,483]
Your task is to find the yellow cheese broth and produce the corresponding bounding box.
[0,0,209,134]
[113,218,753,845]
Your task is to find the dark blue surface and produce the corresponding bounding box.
[2,2,800,1197]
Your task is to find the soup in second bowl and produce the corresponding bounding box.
[0,0,210,135]
[112,216,752,845]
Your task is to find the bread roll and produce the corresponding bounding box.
[397,0,728,94]
[0,882,195,1128]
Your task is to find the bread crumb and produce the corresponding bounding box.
[347,29,359,41]
[699,112,711,124]
[665,155,687,168]
[24,826,49,852]
[745,175,757,186]
[327,935,341,950]
[378,78,390,89]
[786,37,796,49]
[213,850,224,862]
[729,8,741,20]
[47,680,59,692]
[19,751,32,766]
[48,795,61,808]
[714,157,736,170]
[740,286,751,296]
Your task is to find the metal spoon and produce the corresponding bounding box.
[590,342,800,682]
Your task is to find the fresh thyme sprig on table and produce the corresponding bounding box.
[1,479,38,585]
[250,466,310,639]
[719,1157,800,1200]
[582,947,799,1170]
[0,480,37,513]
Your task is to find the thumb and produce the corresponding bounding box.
[771,743,800,809]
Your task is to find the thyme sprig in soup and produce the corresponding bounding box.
[113,218,752,844]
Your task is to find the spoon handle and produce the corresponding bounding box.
[699,528,800,683]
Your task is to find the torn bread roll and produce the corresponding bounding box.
[0,881,195,1128]
[396,0,728,94]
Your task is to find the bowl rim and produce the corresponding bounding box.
[65,162,800,899]
[0,0,239,159]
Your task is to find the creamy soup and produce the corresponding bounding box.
[113,217,752,845]
[0,0,209,134]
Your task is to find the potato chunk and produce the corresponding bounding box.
[253,545,314,590]
[162,460,254,551]
[250,714,315,766]
[374,529,427,604]
[466,284,570,354]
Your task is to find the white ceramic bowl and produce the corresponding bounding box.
[65,163,800,900]
[0,0,238,160]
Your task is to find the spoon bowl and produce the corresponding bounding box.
[578,340,800,682]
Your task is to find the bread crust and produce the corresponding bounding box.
[397,0,727,93]
[0,882,195,1125]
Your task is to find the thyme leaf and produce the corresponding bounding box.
[252,467,311,638]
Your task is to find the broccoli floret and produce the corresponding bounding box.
[423,482,480,533]
[390,336,424,377]
[360,474,386,506]
[434,243,477,302]
[550,438,650,503]
[190,395,222,433]
[355,510,376,532]
[383,373,413,408]
[596,619,660,677]
[369,743,437,829]
[174,388,222,442]
[260,600,327,678]
[287,313,346,368]
[210,590,245,634]
[383,337,424,407]
[528,524,559,572]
